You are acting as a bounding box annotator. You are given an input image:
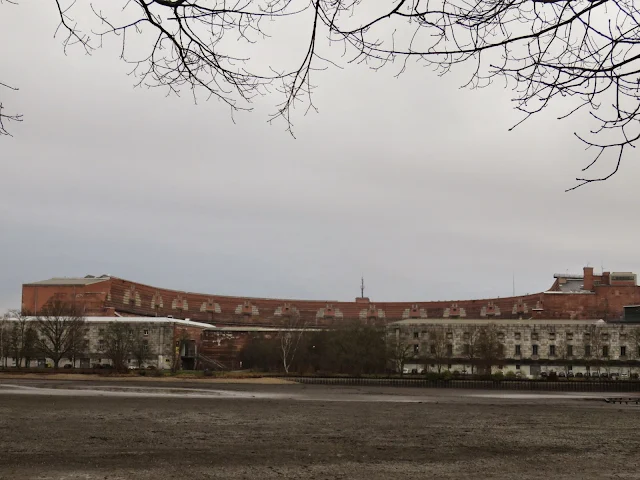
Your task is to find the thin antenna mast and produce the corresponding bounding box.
[360,276,365,298]
[512,272,515,297]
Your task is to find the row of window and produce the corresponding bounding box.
[410,330,626,342]
[413,343,639,358]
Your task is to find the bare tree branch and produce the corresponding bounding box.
[4,0,640,188]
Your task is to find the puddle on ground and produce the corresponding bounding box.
[0,383,424,403]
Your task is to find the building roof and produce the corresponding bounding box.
[18,316,212,329]
[23,276,110,287]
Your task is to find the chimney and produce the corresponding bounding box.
[583,266,594,291]
[602,271,610,286]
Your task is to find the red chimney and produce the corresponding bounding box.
[583,267,594,291]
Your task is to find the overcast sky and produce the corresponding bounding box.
[1,2,638,311]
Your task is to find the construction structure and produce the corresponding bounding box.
[20,267,640,325]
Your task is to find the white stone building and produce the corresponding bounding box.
[0,316,210,369]
[388,318,640,378]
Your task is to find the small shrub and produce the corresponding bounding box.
[491,371,505,381]
[505,371,517,379]
[442,370,452,381]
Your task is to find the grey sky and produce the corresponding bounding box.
[1,2,638,311]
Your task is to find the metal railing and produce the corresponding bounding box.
[284,376,640,392]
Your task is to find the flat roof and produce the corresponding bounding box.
[23,277,110,287]
[16,316,212,329]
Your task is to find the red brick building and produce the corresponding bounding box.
[21,267,640,325]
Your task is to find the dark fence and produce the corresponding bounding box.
[285,376,640,392]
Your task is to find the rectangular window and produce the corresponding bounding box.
[99,328,105,335]
[515,364,521,370]
[603,345,609,357]
[515,345,521,356]
[143,340,149,352]
[413,332,419,339]
[567,345,573,357]
[549,345,556,356]
[144,329,149,336]
[430,344,436,355]
[463,332,470,341]
[463,344,470,355]
[413,344,419,354]
[532,332,539,341]
[447,364,452,370]
[566,332,573,341]
[447,344,453,356]
[549,332,556,341]
[498,365,503,370]
[532,345,539,356]
[621,346,627,357]
[515,332,521,340]
[446,332,453,340]
[498,344,504,356]
[568,365,573,371]
[98,339,105,349]
[585,345,591,357]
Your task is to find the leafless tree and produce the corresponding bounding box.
[0,1,22,136]
[0,314,10,368]
[386,330,413,376]
[35,300,86,369]
[425,326,449,373]
[278,312,306,373]
[583,324,604,374]
[475,323,504,375]
[8,309,36,367]
[0,0,634,186]
[100,322,134,372]
[64,324,87,368]
[463,325,481,375]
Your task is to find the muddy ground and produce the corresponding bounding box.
[0,380,639,479]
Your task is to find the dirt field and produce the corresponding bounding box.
[0,380,639,479]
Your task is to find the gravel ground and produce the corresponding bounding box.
[0,380,639,479]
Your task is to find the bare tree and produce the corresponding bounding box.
[0,0,616,185]
[5,310,38,368]
[475,324,504,375]
[583,324,604,375]
[0,314,10,368]
[463,325,481,375]
[386,331,413,376]
[425,327,449,373]
[35,300,86,369]
[278,312,306,374]
[100,322,134,372]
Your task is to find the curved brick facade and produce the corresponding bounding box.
[21,267,640,326]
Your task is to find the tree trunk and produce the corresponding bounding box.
[53,358,60,369]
